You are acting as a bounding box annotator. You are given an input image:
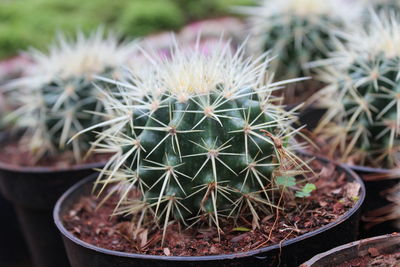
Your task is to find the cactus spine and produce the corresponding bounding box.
[6,29,137,163]
[83,39,312,243]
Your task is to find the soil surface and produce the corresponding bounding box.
[0,141,108,168]
[63,159,361,256]
[338,250,400,267]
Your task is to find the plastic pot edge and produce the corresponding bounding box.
[0,159,107,174]
[343,164,396,175]
[53,158,365,262]
[300,232,400,266]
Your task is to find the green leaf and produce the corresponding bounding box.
[276,176,296,187]
[295,191,307,198]
[295,183,316,198]
[232,227,251,232]
[302,183,316,193]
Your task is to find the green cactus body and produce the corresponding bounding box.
[6,29,137,163]
[315,12,400,168]
[260,16,335,79]
[130,89,278,220]
[238,0,362,80]
[85,40,311,241]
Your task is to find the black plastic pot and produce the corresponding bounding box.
[0,132,31,267]
[54,161,365,267]
[0,193,31,267]
[344,164,400,238]
[0,136,106,267]
[298,107,327,131]
[301,233,400,266]
[286,104,327,131]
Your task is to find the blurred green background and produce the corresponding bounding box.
[0,0,254,59]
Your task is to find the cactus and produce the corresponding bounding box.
[237,0,361,81]
[363,0,400,13]
[81,39,313,243]
[6,29,137,163]
[314,12,400,168]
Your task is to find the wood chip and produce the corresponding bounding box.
[345,182,361,199]
[163,247,171,256]
[319,166,335,179]
[139,229,148,248]
[209,246,219,254]
[368,247,380,257]
[319,201,328,207]
[230,233,248,243]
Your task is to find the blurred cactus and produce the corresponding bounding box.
[363,0,400,13]
[314,12,400,168]
[81,38,312,243]
[237,0,362,80]
[5,29,137,163]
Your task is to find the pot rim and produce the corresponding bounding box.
[53,159,366,262]
[0,131,107,173]
[343,163,395,175]
[302,149,398,176]
[300,233,400,266]
[302,151,399,177]
[0,160,107,174]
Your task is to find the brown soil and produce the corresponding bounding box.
[0,141,109,168]
[62,159,361,256]
[338,250,400,267]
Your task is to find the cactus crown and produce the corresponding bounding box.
[238,0,361,80]
[83,39,313,243]
[6,29,137,163]
[315,12,400,168]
